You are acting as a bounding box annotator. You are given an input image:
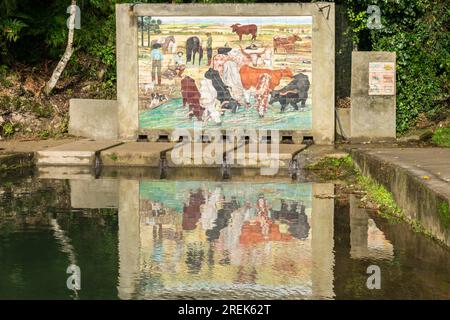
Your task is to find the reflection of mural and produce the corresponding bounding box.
[138,181,313,298]
[138,16,312,130]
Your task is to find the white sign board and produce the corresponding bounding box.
[368,62,395,95]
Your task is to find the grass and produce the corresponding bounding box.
[108,153,118,161]
[306,155,357,180]
[355,174,402,220]
[438,201,450,229]
[432,126,450,147]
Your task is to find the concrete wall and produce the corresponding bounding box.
[351,51,396,141]
[336,108,350,139]
[116,3,335,144]
[69,99,118,140]
[116,5,139,140]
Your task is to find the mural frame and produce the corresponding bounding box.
[116,3,335,144]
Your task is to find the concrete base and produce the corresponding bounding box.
[101,142,176,167]
[37,140,122,166]
[69,99,118,140]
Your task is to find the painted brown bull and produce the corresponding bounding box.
[181,76,204,120]
[239,65,293,117]
[230,23,257,41]
[273,34,301,53]
[239,65,293,91]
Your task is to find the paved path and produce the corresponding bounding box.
[0,138,77,154]
[347,146,450,184]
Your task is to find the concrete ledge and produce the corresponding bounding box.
[69,99,118,140]
[101,142,176,167]
[348,147,450,245]
[37,140,123,166]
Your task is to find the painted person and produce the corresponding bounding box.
[206,32,213,66]
[173,51,186,77]
[151,43,164,85]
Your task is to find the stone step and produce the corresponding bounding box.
[166,142,306,168]
[101,142,176,166]
[36,140,122,166]
[165,141,241,167]
[231,143,307,168]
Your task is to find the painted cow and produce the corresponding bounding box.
[205,68,239,113]
[199,79,222,125]
[222,60,245,103]
[238,45,266,67]
[269,73,310,112]
[273,34,301,53]
[239,65,293,91]
[181,76,204,120]
[239,65,294,117]
[230,24,257,41]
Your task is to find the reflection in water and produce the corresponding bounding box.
[0,174,449,300]
[135,181,321,299]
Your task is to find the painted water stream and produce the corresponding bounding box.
[0,169,448,299]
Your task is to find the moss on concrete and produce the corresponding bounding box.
[108,153,118,161]
[306,155,357,180]
[438,201,450,229]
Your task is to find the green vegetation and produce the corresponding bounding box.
[432,126,450,147]
[306,155,357,180]
[355,174,402,220]
[108,153,118,161]
[345,0,449,133]
[438,201,450,229]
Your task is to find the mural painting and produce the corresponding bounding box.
[137,16,313,131]
[138,180,313,298]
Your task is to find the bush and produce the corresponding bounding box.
[432,126,450,147]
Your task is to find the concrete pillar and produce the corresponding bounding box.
[311,183,335,299]
[311,3,335,144]
[116,4,139,140]
[117,179,141,299]
[350,51,396,141]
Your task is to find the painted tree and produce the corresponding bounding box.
[139,16,162,47]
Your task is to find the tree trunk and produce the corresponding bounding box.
[44,0,77,95]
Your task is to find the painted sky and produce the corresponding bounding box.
[148,16,312,26]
